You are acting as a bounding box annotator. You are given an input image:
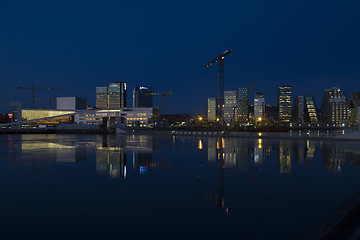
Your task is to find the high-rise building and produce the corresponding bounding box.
[349,93,360,126]
[223,91,236,123]
[294,96,304,123]
[108,82,126,108]
[133,85,153,107]
[96,82,127,109]
[235,87,249,123]
[321,87,349,125]
[304,95,318,123]
[254,92,265,123]
[278,86,292,124]
[207,98,217,121]
[96,86,108,109]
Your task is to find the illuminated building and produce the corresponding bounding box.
[223,91,236,123]
[56,97,87,110]
[21,108,154,127]
[108,82,127,108]
[207,98,217,121]
[304,95,318,123]
[254,92,265,124]
[96,86,108,108]
[133,85,153,107]
[96,82,127,109]
[294,96,304,123]
[321,87,349,125]
[235,87,249,123]
[349,93,360,126]
[278,86,292,124]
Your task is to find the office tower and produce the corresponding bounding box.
[278,86,292,124]
[108,82,126,108]
[321,87,349,125]
[254,92,265,123]
[294,96,304,123]
[235,87,249,123]
[96,82,127,109]
[207,98,217,121]
[304,95,318,123]
[96,86,108,108]
[223,91,236,123]
[349,93,360,126]
[133,85,153,107]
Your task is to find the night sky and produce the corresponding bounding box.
[1,0,359,114]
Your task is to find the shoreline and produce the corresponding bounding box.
[0,128,359,141]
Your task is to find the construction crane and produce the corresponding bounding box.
[17,83,74,108]
[148,91,173,117]
[204,49,232,120]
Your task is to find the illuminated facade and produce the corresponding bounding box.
[321,87,349,125]
[21,108,154,127]
[278,86,292,124]
[96,82,127,109]
[254,92,265,123]
[108,82,127,108]
[304,95,318,123]
[223,91,236,123]
[96,86,108,108]
[207,98,217,121]
[294,96,304,123]
[235,87,249,123]
[22,109,75,125]
[133,85,153,107]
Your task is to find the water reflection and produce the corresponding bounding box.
[4,134,360,239]
[7,135,360,177]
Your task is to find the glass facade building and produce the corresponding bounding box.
[278,86,292,124]
[294,96,304,123]
[108,82,126,108]
[223,91,236,123]
[96,87,108,109]
[133,85,153,107]
[207,98,217,121]
[254,92,265,123]
[235,87,249,123]
[321,87,349,125]
[304,95,318,123]
[96,82,127,109]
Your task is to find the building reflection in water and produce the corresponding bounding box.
[254,138,265,166]
[20,136,88,164]
[96,135,155,178]
[278,140,292,175]
[294,140,316,165]
[321,142,360,171]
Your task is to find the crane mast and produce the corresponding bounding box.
[205,49,232,121]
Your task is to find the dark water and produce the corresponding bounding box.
[1,134,360,239]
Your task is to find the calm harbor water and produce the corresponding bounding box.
[1,134,360,239]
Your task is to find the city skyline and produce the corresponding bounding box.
[0,1,359,114]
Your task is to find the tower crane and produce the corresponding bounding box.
[204,49,232,120]
[148,91,173,117]
[17,83,74,108]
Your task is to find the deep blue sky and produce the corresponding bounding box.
[1,0,359,114]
